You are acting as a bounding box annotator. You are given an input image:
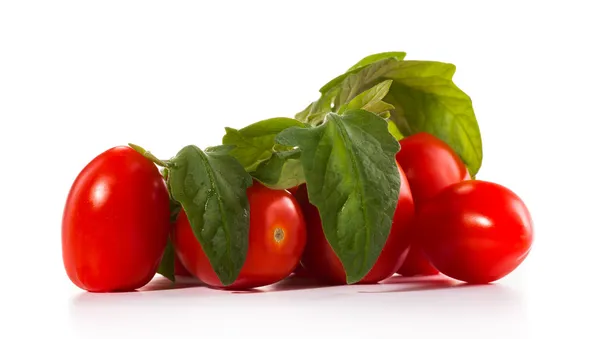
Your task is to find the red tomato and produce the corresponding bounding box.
[291,264,311,278]
[395,132,471,276]
[396,246,440,276]
[173,183,306,289]
[418,180,534,284]
[62,146,170,292]
[174,254,192,277]
[296,163,415,284]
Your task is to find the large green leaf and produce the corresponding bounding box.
[338,79,394,117]
[168,145,253,286]
[276,110,400,284]
[382,61,482,175]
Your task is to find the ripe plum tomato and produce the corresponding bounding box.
[62,146,171,292]
[395,132,471,277]
[173,182,306,289]
[418,180,534,284]
[396,247,440,276]
[174,255,192,277]
[291,264,312,278]
[295,163,415,284]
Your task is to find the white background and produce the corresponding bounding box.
[1,1,598,338]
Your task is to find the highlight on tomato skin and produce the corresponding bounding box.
[172,182,307,290]
[61,146,171,293]
[295,162,415,285]
[395,132,472,277]
[417,180,534,284]
[286,185,300,195]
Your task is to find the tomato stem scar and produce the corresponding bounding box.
[274,227,285,243]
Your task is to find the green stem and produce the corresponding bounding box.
[128,143,170,168]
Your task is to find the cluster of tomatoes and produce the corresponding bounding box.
[62,133,533,292]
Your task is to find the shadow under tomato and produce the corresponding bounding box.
[138,276,205,292]
[381,274,448,284]
[358,274,498,293]
[261,274,335,292]
[358,280,459,293]
[229,289,263,294]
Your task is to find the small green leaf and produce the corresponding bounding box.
[294,89,339,126]
[251,149,305,190]
[298,59,399,126]
[156,237,176,282]
[383,61,482,176]
[222,118,305,171]
[346,51,407,72]
[319,52,406,94]
[276,110,400,284]
[377,110,392,119]
[338,79,394,115]
[294,103,313,125]
[168,145,253,286]
[334,59,400,110]
[387,120,404,140]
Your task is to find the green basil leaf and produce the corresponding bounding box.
[276,110,400,284]
[156,236,176,282]
[222,118,305,172]
[338,79,394,115]
[319,52,406,94]
[251,149,304,190]
[168,145,253,286]
[383,61,482,176]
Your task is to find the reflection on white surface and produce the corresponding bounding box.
[67,275,529,339]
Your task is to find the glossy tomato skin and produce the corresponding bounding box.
[291,264,311,278]
[296,163,415,285]
[173,182,306,289]
[62,146,171,292]
[418,180,533,284]
[174,255,192,277]
[396,132,471,202]
[396,246,440,276]
[395,132,471,276]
